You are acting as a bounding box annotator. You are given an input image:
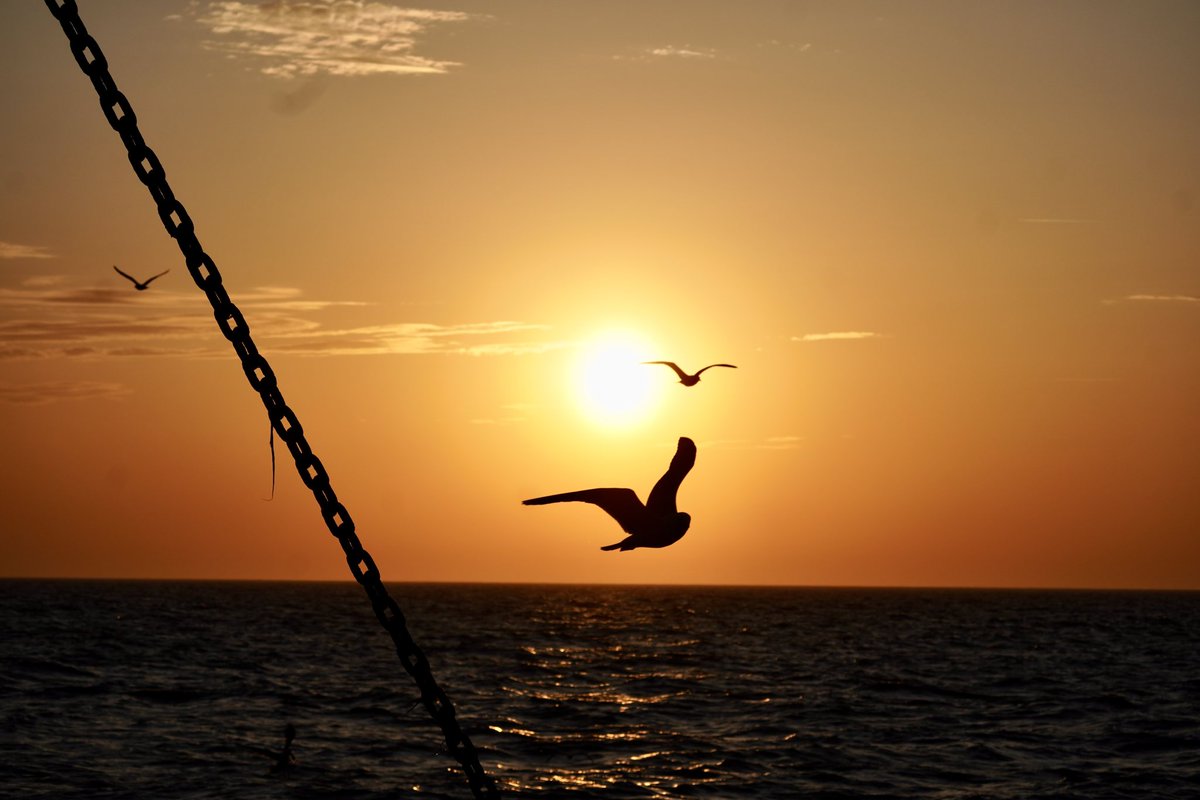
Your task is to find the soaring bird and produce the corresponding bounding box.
[644,361,737,387]
[113,265,169,291]
[524,437,697,551]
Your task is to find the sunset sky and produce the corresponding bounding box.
[1,1,1197,588]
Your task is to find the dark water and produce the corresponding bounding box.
[1,581,1198,798]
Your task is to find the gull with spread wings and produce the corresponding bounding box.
[523,437,697,551]
[113,265,169,291]
[644,360,736,387]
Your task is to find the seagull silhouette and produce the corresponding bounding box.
[113,265,169,291]
[523,437,697,551]
[644,361,737,387]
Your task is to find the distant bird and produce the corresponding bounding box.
[113,265,169,291]
[644,361,737,387]
[524,437,697,551]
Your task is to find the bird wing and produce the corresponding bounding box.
[112,265,138,284]
[695,363,737,376]
[646,437,697,515]
[523,488,645,533]
[143,269,170,285]
[643,361,689,381]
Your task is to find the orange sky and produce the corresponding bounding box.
[1,1,1198,588]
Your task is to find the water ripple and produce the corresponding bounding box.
[2,581,1198,798]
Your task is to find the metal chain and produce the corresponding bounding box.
[43,2,499,796]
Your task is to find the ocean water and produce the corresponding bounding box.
[1,581,1198,798]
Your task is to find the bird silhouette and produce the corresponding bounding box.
[113,265,169,291]
[644,361,737,386]
[523,437,697,551]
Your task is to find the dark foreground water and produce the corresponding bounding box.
[1,581,1198,798]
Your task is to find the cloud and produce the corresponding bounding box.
[20,276,67,288]
[237,285,369,313]
[0,284,336,359]
[267,320,561,357]
[793,331,884,342]
[0,279,559,361]
[1121,294,1200,304]
[195,0,472,78]
[614,44,720,62]
[759,435,803,450]
[647,45,717,60]
[756,40,813,53]
[0,380,131,405]
[0,241,55,260]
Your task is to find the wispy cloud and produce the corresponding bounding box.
[195,0,472,78]
[0,241,55,260]
[759,435,803,450]
[648,45,717,59]
[793,331,884,342]
[0,283,349,360]
[0,380,131,405]
[268,320,559,357]
[615,44,719,62]
[20,276,66,287]
[0,279,560,361]
[1121,294,1200,304]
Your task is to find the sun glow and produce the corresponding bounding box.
[574,332,662,427]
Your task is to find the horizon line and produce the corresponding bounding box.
[1,575,1196,593]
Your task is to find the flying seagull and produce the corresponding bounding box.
[644,361,737,387]
[113,265,169,291]
[523,437,697,551]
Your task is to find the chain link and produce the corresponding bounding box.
[43,2,499,796]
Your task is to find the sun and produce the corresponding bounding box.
[573,332,663,427]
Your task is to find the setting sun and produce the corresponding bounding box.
[573,332,663,427]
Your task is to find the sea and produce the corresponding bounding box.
[1,581,1197,799]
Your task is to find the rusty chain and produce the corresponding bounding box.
[43,1,499,796]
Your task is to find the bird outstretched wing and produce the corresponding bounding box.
[523,488,645,533]
[695,363,737,376]
[643,361,689,381]
[143,269,169,285]
[646,437,697,515]
[113,265,138,284]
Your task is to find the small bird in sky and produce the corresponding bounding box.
[113,265,169,291]
[524,436,697,551]
[643,361,737,387]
